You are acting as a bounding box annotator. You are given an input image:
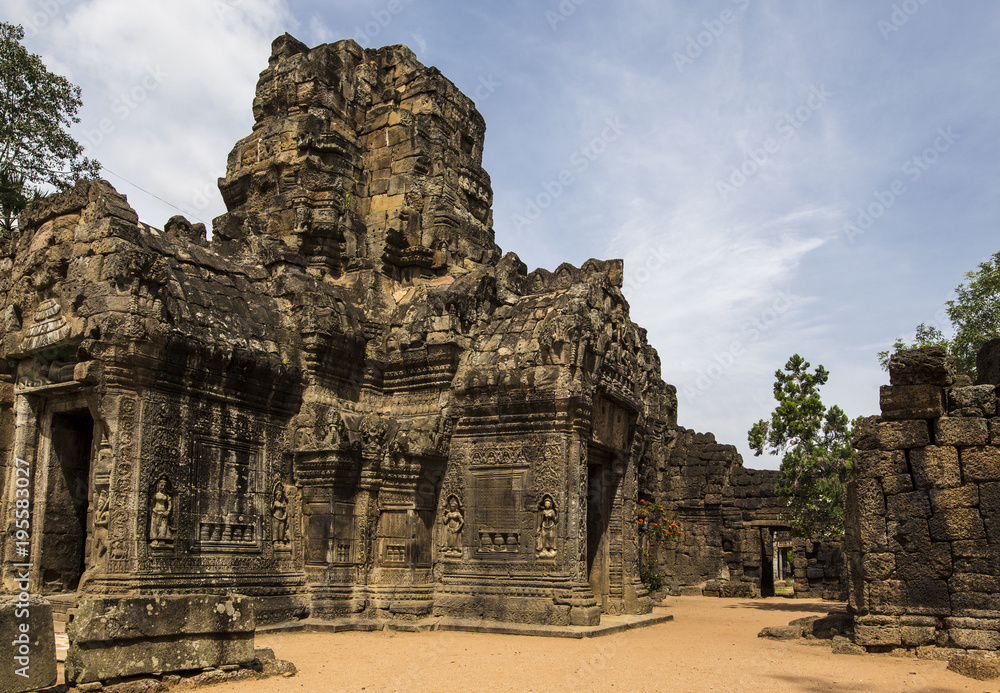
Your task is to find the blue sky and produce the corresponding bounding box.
[6,0,1000,469]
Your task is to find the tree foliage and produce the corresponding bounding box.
[947,252,1000,377]
[748,354,856,539]
[880,252,1000,379]
[0,22,100,236]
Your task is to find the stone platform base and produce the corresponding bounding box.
[259,609,673,639]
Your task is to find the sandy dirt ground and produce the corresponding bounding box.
[206,596,989,693]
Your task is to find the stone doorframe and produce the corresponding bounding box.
[2,382,101,594]
[740,520,792,598]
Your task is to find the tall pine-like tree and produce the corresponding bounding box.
[748,354,856,539]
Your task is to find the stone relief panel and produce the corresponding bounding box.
[302,485,357,566]
[592,396,631,452]
[107,397,139,574]
[19,299,72,354]
[445,439,569,563]
[535,494,558,558]
[441,495,464,557]
[128,392,289,572]
[148,475,175,549]
[470,467,528,557]
[191,438,263,552]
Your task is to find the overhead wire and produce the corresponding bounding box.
[100,166,209,225]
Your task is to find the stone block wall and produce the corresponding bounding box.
[792,537,845,600]
[847,346,1000,653]
[646,427,845,598]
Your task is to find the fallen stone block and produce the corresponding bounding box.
[65,594,255,685]
[947,653,1000,680]
[0,596,57,693]
[831,637,865,655]
[758,625,803,640]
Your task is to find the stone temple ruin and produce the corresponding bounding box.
[847,344,1000,654]
[2,31,998,686]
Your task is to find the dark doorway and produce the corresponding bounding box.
[587,449,613,609]
[759,528,775,598]
[42,409,94,593]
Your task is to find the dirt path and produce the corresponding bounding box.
[219,596,979,693]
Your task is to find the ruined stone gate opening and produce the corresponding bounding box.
[586,447,618,611]
[6,381,103,599]
[42,407,94,593]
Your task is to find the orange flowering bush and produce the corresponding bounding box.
[637,499,680,592]
[637,499,681,541]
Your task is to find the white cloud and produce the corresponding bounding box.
[7,0,293,227]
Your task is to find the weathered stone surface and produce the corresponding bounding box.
[851,415,880,451]
[855,478,887,516]
[928,508,986,542]
[888,346,956,386]
[948,385,996,417]
[845,344,1000,652]
[758,625,803,640]
[876,420,930,450]
[895,545,951,581]
[900,625,936,647]
[103,679,170,693]
[863,552,896,581]
[807,612,852,639]
[947,653,1000,680]
[962,446,1000,482]
[910,445,961,489]
[831,638,866,655]
[65,595,255,684]
[929,484,979,510]
[935,416,989,446]
[854,449,907,479]
[881,473,914,495]
[0,597,57,693]
[880,384,944,420]
[949,629,1000,651]
[886,517,930,554]
[885,490,930,520]
[976,338,1000,385]
[859,514,889,553]
[854,623,901,646]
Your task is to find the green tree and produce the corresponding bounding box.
[947,252,1000,377]
[879,251,1000,380]
[748,354,856,539]
[0,22,100,236]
